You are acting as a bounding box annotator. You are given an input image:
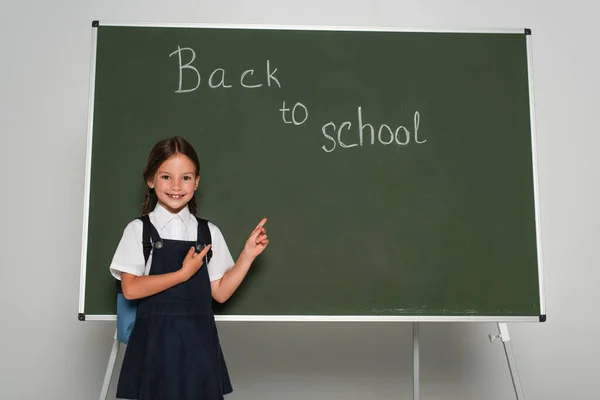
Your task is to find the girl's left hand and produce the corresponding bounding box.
[243,218,269,258]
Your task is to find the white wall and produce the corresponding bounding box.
[1,1,598,399]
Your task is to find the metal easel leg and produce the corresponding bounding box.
[413,322,420,400]
[489,323,525,400]
[99,329,121,400]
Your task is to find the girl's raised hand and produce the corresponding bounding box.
[243,218,269,258]
[180,244,211,281]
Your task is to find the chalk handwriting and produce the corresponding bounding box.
[321,108,423,153]
[169,46,281,92]
[280,101,308,125]
[167,47,427,151]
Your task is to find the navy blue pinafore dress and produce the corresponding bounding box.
[116,218,232,400]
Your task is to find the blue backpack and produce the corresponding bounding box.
[115,215,212,344]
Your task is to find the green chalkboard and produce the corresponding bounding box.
[79,23,544,321]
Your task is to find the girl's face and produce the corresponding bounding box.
[148,153,199,214]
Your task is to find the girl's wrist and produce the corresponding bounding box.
[174,268,188,283]
[239,249,256,263]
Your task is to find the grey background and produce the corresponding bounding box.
[1,1,597,399]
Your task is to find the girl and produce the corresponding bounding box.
[109,136,268,400]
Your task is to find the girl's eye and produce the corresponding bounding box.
[160,175,170,180]
[183,176,191,181]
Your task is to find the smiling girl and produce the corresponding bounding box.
[109,136,268,400]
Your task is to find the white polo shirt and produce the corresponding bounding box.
[109,203,235,282]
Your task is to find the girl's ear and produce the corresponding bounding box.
[195,175,200,190]
[147,179,154,189]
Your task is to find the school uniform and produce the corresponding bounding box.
[110,203,234,400]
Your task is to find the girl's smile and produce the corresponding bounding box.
[148,154,199,214]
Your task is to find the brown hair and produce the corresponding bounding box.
[141,136,200,216]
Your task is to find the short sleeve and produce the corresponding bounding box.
[109,219,146,280]
[207,222,235,281]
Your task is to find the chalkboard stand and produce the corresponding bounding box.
[99,329,120,400]
[489,323,525,399]
[413,323,421,400]
[99,323,525,400]
[411,323,525,400]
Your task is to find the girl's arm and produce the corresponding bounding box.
[122,245,211,300]
[211,219,268,303]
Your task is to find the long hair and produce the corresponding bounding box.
[141,136,200,215]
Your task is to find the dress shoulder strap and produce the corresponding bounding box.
[195,216,213,262]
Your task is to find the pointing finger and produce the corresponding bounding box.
[250,220,267,241]
[198,244,211,257]
[254,218,267,232]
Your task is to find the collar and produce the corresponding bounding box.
[152,203,195,230]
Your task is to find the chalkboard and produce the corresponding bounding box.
[79,23,545,321]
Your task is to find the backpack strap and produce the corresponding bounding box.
[116,216,152,294]
[195,217,213,263]
[140,215,152,264]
